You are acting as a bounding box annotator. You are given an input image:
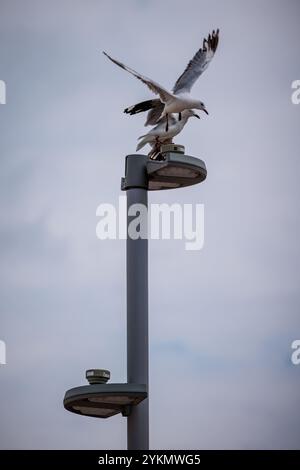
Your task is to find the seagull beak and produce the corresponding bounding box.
[202,108,209,115]
[193,113,200,119]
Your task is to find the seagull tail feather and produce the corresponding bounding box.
[136,136,150,152]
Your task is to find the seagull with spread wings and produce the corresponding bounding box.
[103,29,219,132]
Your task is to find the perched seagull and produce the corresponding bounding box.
[136,109,200,158]
[103,29,219,131]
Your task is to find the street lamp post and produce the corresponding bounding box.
[63,145,207,451]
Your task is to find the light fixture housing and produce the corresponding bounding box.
[147,149,207,191]
[86,369,110,385]
[64,383,147,419]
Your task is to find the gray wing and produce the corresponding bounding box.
[103,52,174,103]
[124,99,161,116]
[145,101,165,126]
[148,137,173,160]
[172,29,219,95]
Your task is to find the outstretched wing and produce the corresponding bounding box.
[124,98,164,126]
[145,101,165,126]
[103,52,174,103]
[172,29,219,95]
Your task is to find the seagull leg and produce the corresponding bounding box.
[178,112,182,121]
[165,114,169,132]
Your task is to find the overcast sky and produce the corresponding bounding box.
[0,0,300,449]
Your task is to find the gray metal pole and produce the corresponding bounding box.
[123,155,149,450]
